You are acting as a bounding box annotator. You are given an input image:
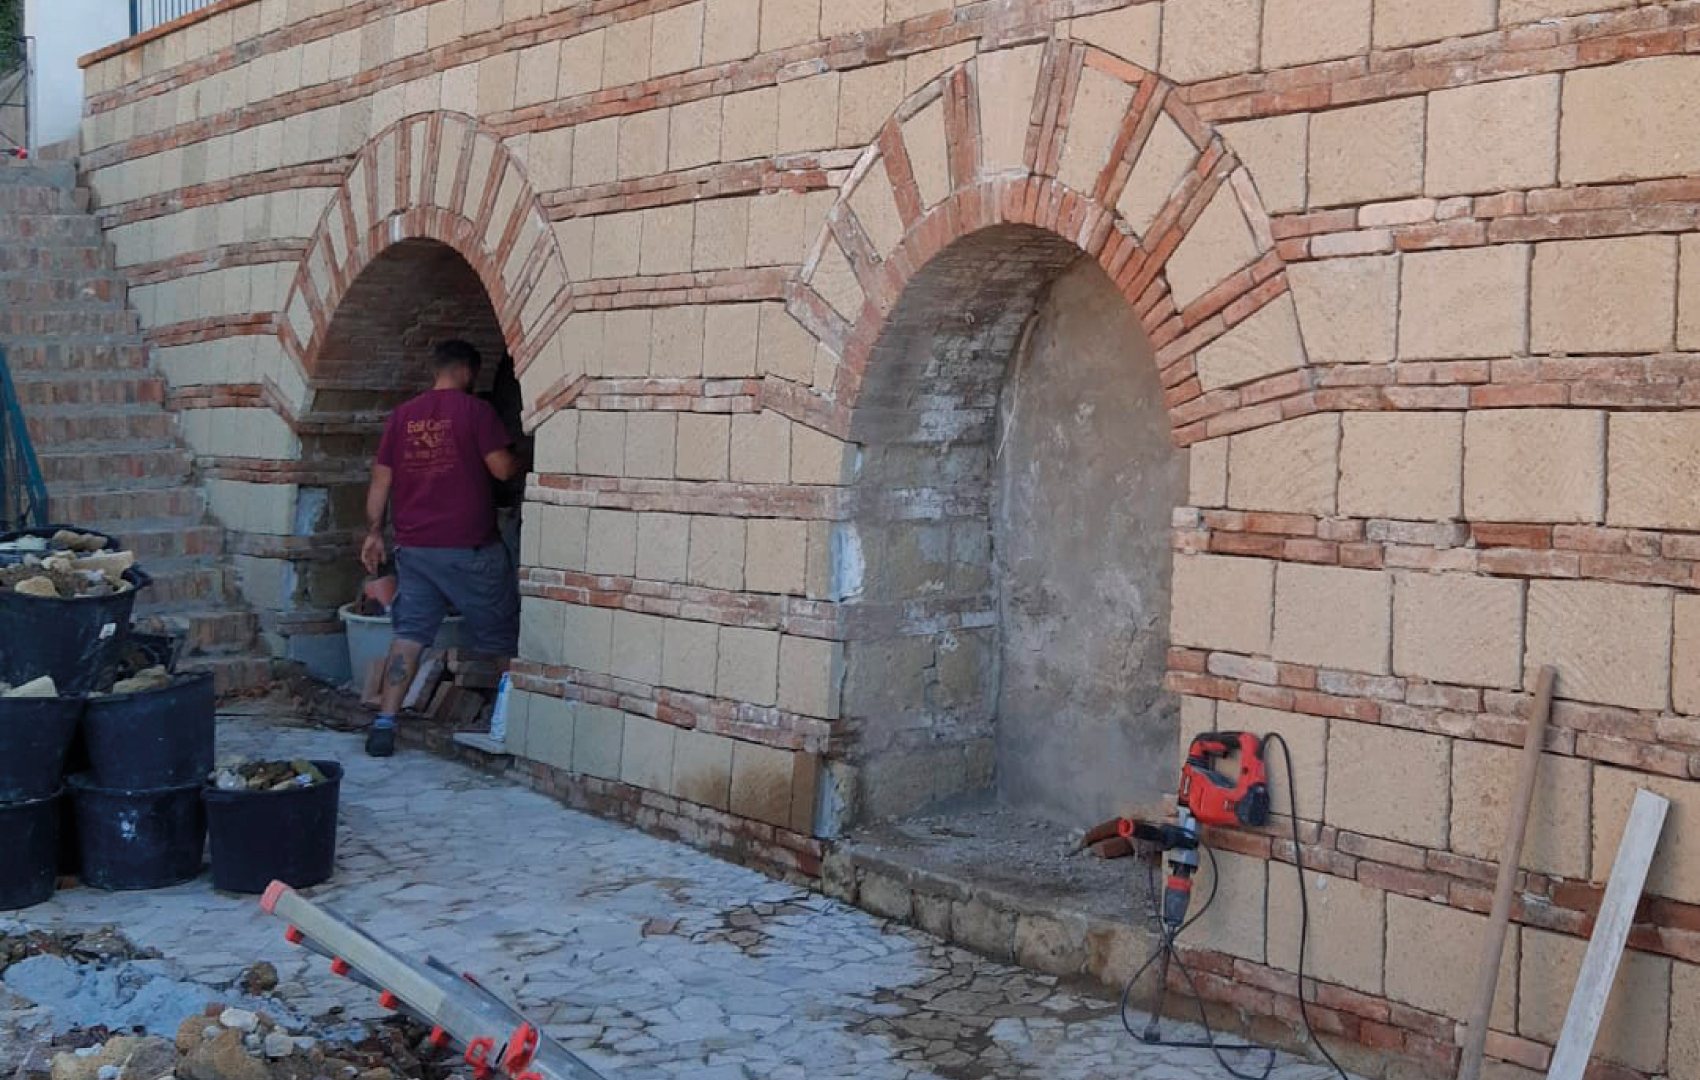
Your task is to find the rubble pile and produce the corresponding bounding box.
[0,532,137,600]
[208,761,330,794]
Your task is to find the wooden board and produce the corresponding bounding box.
[402,650,446,711]
[1545,788,1670,1080]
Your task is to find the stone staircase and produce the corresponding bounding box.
[0,159,269,693]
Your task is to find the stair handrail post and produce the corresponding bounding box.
[0,345,50,532]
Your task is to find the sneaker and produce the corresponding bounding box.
[365,725,396,758]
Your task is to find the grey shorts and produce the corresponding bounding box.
[393,543,520,657]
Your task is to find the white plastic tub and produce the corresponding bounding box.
[337,603,467,684]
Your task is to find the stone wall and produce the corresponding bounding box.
[75,1,1700,1076]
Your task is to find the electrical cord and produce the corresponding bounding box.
[1117,732,1349,1080]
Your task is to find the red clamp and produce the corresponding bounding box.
[502,1023,539,1076]
[330,958,350,977]
[465,1036,497,1080]
[284,926,303,944]
[427,1026,450,1049]
[379,991,400,1011]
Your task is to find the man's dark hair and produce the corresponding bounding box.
[431,339,482,377]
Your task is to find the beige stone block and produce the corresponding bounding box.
[904,41,974,93]
[1520,930,1669,1072]
[591,211,641,280]
[1399,245,1529,360]
[731,411,791,484]
[1274,562,1392,673]
[1532,236,1677,354]
[849,167,906,257]
[1452,742,1589,879]
[602,16,651,87]
[1683,235,1700,350]
[1117,112,1198,235]
[572,705,624,779]
[617,110,669,180]
[1058,67,1137,195]
[475,50,517,116]
[576,410,626,476]
[704,304,761,377]
[702,0,758,64]
[838,63,906,147]
[1227,413,1339,515]
[1189,848,1266,962]
[535,411,578,473]
[722,88,778,160]
[1188,437,1228,508]
[604,309,654,373]
[1267,872,1383,993]
[693,198,749,270]
[901,100,951,208]
[1196,292,1306,391]
[746,191,814,266]
[1216,702,1325,820]
[791,424,851,485]
[1561,56,1700,185]
[574,117,619,188]
[1386,895,1517,1028]
[586,509,638,577]
[1374,0,1494,47]
[672,728,734,810]
[1674,962,1700,1080]
[611,610,665,686]
[1331,720,1450,844]
[1527,580,1672,711]
[620,714,676,792]
[1596,768,1700,905]
[746,519,807,595]
[1289,254,1397,365]
[1069,5,1160,69]
[520,597,566,666]
[652,306,705,377]
[558,30,604,98]
[1262,0,1370,68]
[636,512,690,582]
[810,242,864,320]
[1394,572,1524,689]
[718,626,780,705]
[1678,595,1700,717]
[1309,97,1424,208]
[977,45,1044,175]
[1339,411,1462,520]
[760,0,817,49]
[688,516,745,590]
[779,635,840,719]
[513,41,559,109]
[539,505,590,571]
[730,741,794,826]
[1169,554,1275,655]
[820,0,882,35]
[562,602,614,673]
[676,413,730,481]
[758,303,817,383]
[777,73,838,153]
[1159,0,1261,83]
[662,618,719,695]
[1220,114,1307,215]
[1608,413,1700,532]
[1165,185,1259,309]
[651,1,704,77]
[639,204,694,277]
[1464,409,1604,523]
[669,98,722,171]
[1426,75,1559,197]
[520,693,570,769]
[621,413,677,480]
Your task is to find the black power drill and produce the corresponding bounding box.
[1118,808,1202,1041]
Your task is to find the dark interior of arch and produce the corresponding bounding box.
[841,224,1186,827]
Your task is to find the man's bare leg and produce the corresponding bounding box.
[367,638,424,757]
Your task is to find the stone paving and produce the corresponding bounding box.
[17,716,1353,1080]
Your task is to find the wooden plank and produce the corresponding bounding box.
[1459,665,1556,1080]
[1544,788,1670,1080]
[402,650,446,711]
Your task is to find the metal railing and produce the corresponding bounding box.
[129,0,219,35]
[0,35,28,159]
[0,347,49,533]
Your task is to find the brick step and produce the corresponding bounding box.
[131,559,230,610]
[26,405,178,446]
[36,444,193,490]
[0,188,72,213]
[12,371,166,408]
[0,276,128,307]
[180,654,272,695]
[133,607,258,656]
[0,247,113,274]
[100,519,224,562]
[0,216,104,243]
[0,309,140,336]
[1,341,153,371]
[46,483,205,525]
[0,161,76,189]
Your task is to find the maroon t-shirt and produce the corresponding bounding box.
[376,389,510,548]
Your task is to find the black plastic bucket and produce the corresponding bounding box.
[0,567,152,695]
[67,775,204,890]
[0,695,84,801]
[0,788,60,910]
[204,761,342,894]
[83,671,214,789]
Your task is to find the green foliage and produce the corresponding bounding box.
[0,0,21,48]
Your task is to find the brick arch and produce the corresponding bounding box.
[278,111,571,392]
[789,41,1307,447]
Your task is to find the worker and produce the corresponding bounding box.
[360,339,525,757]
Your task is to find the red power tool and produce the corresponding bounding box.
[1179,731,1271,828]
